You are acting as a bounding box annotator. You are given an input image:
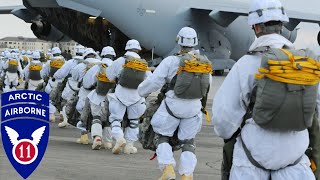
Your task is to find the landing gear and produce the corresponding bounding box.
[214,70,224,76]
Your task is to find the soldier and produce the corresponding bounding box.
[41,47,65,122]
[80,47,116,149]
[138,27,212,180]
[107,40,152,155]
[24,51,44,90]
[2,52,24,92]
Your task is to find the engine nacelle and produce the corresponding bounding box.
[31,20,69,42]
[281,27,298,43]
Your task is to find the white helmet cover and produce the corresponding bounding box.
[125,39,142,51]
[83,48,98,59]
[52,47,62,55]
[101,46,116,57]
[176,27,198,47]
[75,45,85,55]
[248,0,289,26]
[32,51,41,59]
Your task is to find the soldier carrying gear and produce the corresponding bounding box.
[106,39,152,155]
[24,51,44,90]
[59,48,100,144]
[212,0,319,179]
[40,47,65,122]
[52,45,86,123]
[138,27,212,180]
[80,52,116,150]
[2,52,24,92]
[20,50,30,69]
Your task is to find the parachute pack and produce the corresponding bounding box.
[95,64,115,96]
[119,56,150,89]
[29,62,43,81]
[49,58,65,77]
[7,59,19,73]
[254,48,320,131]
[170,53,212,99]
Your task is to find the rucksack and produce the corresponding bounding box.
[96,64,116,96]
[119,56,150,89]
[254,48,320,131]
[170,53,212,99]
[7,59,19,73]
[139,97,180,152]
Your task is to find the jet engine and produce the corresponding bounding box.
[31,20,68,42]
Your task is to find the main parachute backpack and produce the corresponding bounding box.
[49,58,65,77]
[96,64,116,96]
[7,59,19,73]
[29,61,43,81]
[171,53,212,99]
[254,48,320,131]
[119,56,150,89]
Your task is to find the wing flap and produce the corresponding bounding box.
[0,5,24,14]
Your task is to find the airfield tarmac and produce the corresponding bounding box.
[0,75,226,180]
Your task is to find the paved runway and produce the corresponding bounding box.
[0,75,227,180]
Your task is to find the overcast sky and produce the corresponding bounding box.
[0,0,319,53]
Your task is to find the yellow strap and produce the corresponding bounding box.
[9,59,18,66]
[29,65,42,71]
[96,72,115,83]
[50,59,64,68]
[123,59,151,72]
[311,159,317,172]
[177,60,213,74]
[255,49,320,85]
[205,110,211,124]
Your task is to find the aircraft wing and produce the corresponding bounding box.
[190,0,320,31]
[0,5,24,14]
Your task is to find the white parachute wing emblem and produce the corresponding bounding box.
[31,126,46,145]
[4,126,19,146]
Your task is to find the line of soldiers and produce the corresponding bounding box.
[0,30,210,180]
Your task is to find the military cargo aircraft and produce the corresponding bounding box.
[1,0,320,75]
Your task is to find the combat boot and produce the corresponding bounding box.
[76,133,89,145]
[181,174,193,180]
[112,137,126,154]
[50,113,55,122]
[104,141,113,149]
[92,136,102,150]
[123,142,138,154]
[58,120,69,128]
[158,165,176,180]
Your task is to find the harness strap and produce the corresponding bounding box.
[164,99,181,119]
[241,135,303,171]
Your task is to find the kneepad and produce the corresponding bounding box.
[155,135,170,148]
[92,116,102,125]
[180,139,195,154]
[128,118,139,129]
